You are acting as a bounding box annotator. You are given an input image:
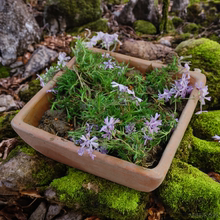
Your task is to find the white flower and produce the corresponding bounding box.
[57,52,71,67]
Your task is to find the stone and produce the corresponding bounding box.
[23,46,58,78]
[175,38,220,109]
[45,0,102,29]
[171,0,189,16]
[46,204,63,220]
[53,210,83,220]
[115,0,160,30]
[28,202,47,220]
[0,0,41,66]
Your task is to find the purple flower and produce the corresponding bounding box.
[100,116,120,139]
[57,52,71,67]
[125,123,136,134]
[103,60,116,70]
[111,81,129,93]
[36,74,45,87]
[195,82,211,114]
[143,134,153,145]
[144,113,162,135]
[77,133,99,160]
[212,135,220,142]
[102,53,111,58]
[158,89,174,102]
[96,146,108,154]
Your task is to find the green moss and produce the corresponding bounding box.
[72,18,109,34]
[208,34,220,43]
[182,23,199,34]
[191,110,220,139]
[133,20,157,35]
[174,33,191,44]
[0,65,10,78]
[50,168,149,220]
[104,0,129,4]
[0,110,19,141]
[175,126,193,162]
[156,159,220,219]
[175,38,220,109]
[47,0,102,28]
[172,16,183,28]
[32,157,66,186]
[160,0,170,33]
[19,79,42,103]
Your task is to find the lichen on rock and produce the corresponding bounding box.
[50,168,149,220]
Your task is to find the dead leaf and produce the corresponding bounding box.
[20,190,42,199]
[82,182,99,194]
[0,138,18,160]
[208,172,220,183]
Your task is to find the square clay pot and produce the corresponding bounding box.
[11,49,206,192]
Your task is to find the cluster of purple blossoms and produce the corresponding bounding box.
[158,64,193,102]
[84,31,122,51]
[57,52,71,67]
[195,82,211,114]
[142,113,162,145]
[111,81,143,105]
[78,133,99,160]
[100,116,120,140]
[125,123,136,134]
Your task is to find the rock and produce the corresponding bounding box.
[53,210,83,220]
[0,147,66,195]
[49,168,149,220]
[46,204,63,220]
[9,61,24,69]
[171,0,189,16]
[0,95,23,113]
[133,20,157,35]
[120,39,174,61]
[115,0,160,30]
[156,159,220,219]
[28,202,47,220]
[23,46,58,78]
[0,0,41,65]
[175,38,220,109]
[45,0,102,29]
[175,111,220,173]
[158,36,174,47]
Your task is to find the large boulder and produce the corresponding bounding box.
[175,38,220,109]
[0,0,41,65]
[45,0,102,29]
[115,0,160,30]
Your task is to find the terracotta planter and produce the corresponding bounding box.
[11,49,206,192]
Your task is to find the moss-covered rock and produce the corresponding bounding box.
[50,168,149,220]
[156,159,220,219]
[19,79,42,103]
[182,23,199,34]
[133,20,157,35]
[0,110,19,141]
[172,16,183,28]
[0,64,10,78]
[208,33,220,43]
[46,0,102,28]
[187,3,202,22]
[175,110,220,173]
[175,38,220,109]
[173,33,191,45]
[71,18,109,34]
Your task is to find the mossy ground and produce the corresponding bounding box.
[19,79,42,103]
[50,168,149,220]
[182,23,199,34]
[156,159,220,220]
[175,38,220,109]
[0,65,10,78]
[0,110,20,141]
